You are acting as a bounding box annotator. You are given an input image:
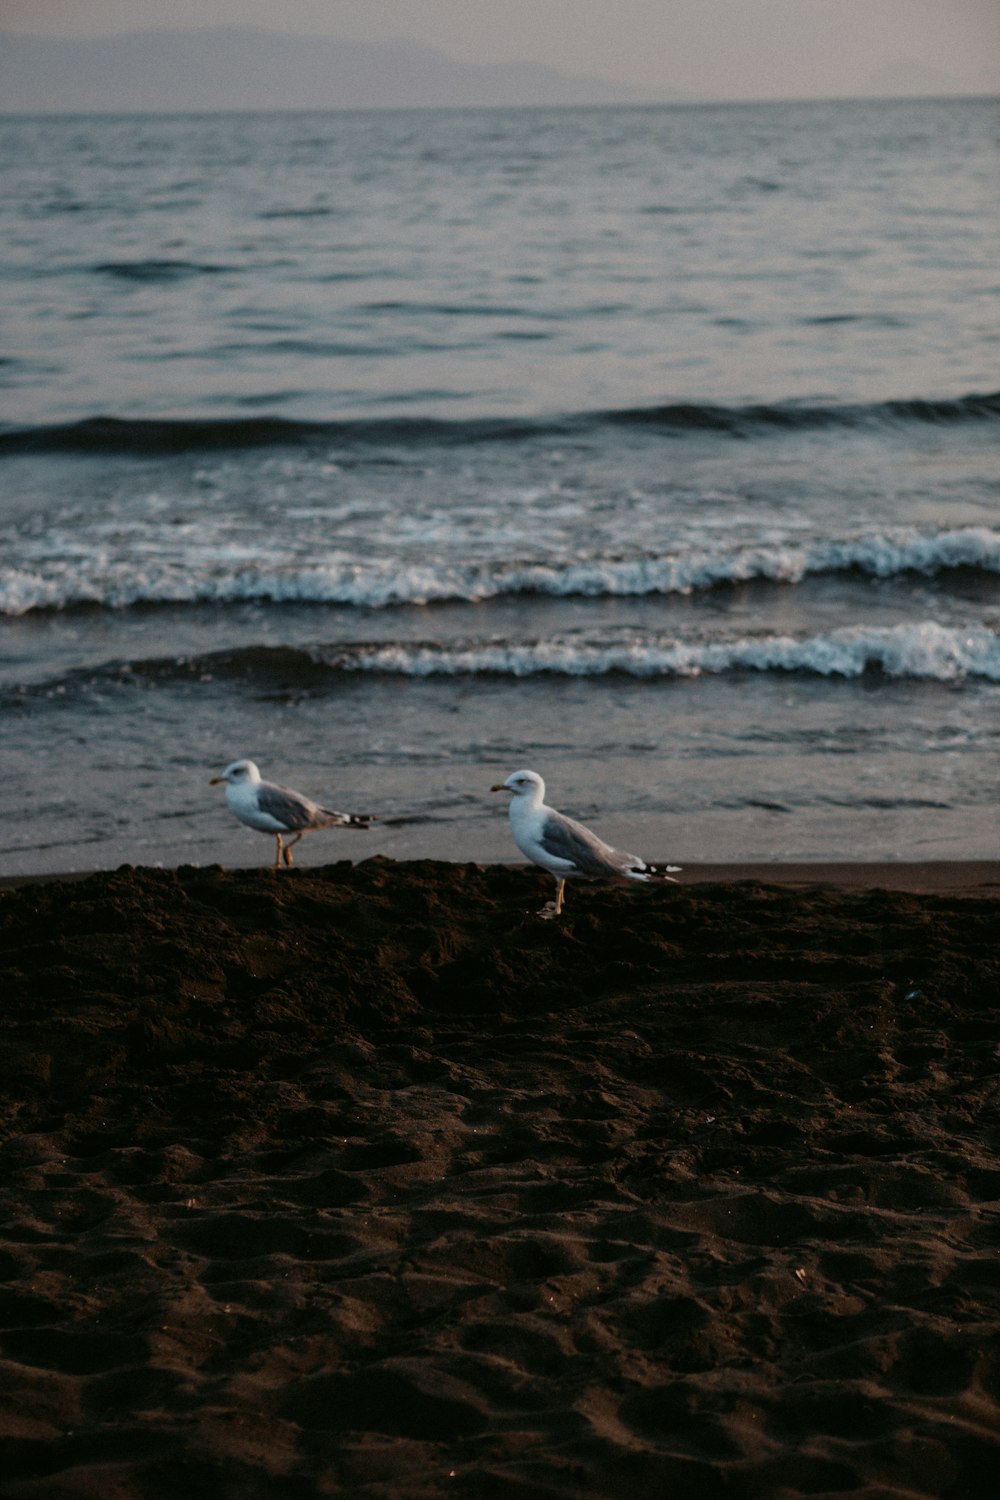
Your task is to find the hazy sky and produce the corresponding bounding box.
[3,0,999,99]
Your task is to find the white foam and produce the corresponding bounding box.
[1,526,999,615]
[321,621,1000,683]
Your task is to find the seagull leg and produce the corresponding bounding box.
[283,831,303,867]
[538,877,565,920]
[273,833,283,868]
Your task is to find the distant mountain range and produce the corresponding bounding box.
[0,26,678,113]
[1,27,990,115]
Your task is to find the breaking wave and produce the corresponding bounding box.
[2,527,999,616]
[223,624,1000,684]
[15,623,1000,700]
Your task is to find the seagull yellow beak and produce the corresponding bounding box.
[490,783,508,792]
[209,777,224,785]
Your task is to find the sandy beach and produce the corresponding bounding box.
[2,857,999,1498]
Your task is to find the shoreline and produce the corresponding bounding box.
[3,856,1000,894]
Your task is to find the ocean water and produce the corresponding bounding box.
[1,98,998,875]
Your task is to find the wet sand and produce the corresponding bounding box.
[2,858,999,1497]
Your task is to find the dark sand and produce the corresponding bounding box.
[2,859,999,1498]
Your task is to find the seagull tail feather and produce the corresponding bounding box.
[319,810,376,829]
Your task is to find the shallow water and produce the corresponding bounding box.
[1,99,998,874]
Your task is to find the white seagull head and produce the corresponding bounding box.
[210,758,262,787]
[491,768,545,800]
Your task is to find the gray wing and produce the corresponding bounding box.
[538,809,639,877]
[256,781,325,831]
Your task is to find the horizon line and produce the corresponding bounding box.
[2,92,998,120]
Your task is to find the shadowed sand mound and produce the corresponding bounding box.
[1,859,999,1499]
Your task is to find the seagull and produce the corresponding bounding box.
[491,768,681,918]
[210,759,374,867]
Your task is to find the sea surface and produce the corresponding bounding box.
[1,98,998,875]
